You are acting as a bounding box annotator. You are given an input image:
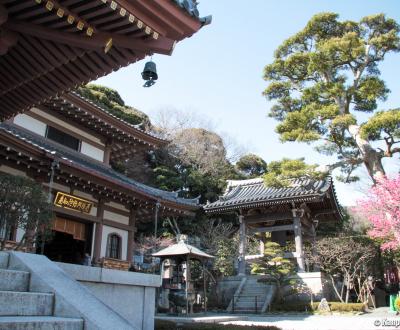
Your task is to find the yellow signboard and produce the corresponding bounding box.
[54,192,93,214]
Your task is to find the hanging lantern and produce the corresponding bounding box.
[141,60,158,87]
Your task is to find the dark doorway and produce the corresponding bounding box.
[42,231,86,264]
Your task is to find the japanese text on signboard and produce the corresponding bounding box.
[54,192,93,214]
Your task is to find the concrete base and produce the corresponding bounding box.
[0,269,29,292]
[8,252,135,330]
[215,276,243,309]
[284,272,330,302]
[0,253,8,269]
[57,262,160,330]
[0,316,83,330]
[0,291,53,316]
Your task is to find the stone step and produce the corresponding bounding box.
[241,290,267,295]
[0,253,8,269]
[243,289,267,292]
[0,291,53,316]
[235,301,264,308]
[0,316,83,330]
[236,297,265,302]
[0,269,29,292]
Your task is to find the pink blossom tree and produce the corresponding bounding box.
[354,175,400,250]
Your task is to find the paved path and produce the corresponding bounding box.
[157,308,400,330]
[222,311,400,330]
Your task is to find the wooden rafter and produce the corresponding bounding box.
[5,20,174,55]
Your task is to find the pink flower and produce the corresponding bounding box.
[353,175,400,251]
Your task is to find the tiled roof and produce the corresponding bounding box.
[204,177,340,213]
[0,123,199,209]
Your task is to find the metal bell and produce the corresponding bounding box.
[141,61,158,83]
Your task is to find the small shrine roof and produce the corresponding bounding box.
[0,122,199,211]
[204,177,342,220]
[152,240,214,259]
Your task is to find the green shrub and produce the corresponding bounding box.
[328,302,365,312]
[77,84,150,128]
[155,320,281,330]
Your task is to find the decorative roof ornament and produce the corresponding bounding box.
[173,0,212,26]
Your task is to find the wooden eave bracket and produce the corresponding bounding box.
[5,20,175,55]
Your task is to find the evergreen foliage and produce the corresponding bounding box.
[77,84,151,129]
[263,12,400,183]
[0,173,53,250]
[263,158,326,187]
[236,153,268,178]
[251,241,296,303]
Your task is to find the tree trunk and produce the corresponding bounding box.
[348,125,385,183]
[329,275,344,303]
[345,274,350,304]
[275,282,283,303]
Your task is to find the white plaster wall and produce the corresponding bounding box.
[100,225,128,260]
[13,114,47,136]
[80,141,104,162]
[103,210,129,225]
[89,206,97,217]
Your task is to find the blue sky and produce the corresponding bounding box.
[96,0,400,205]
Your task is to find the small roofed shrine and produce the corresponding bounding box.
[204,177,343,274]
[0,0,211,120]
[152,238,214,314]
[0,91,200,268]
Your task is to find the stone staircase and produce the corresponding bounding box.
[228,276,276,314]
[0,252,83,330]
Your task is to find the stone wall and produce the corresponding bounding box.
[58,262,160,330]
[216,272,334,308]
[214,276,242,309]
[283,272,333,302]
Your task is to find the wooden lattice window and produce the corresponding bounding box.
[106,233,121,259]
